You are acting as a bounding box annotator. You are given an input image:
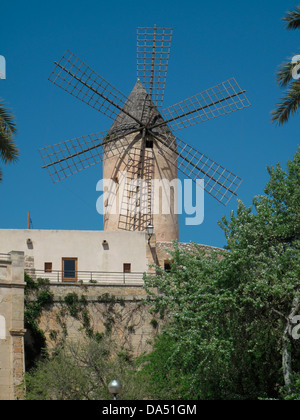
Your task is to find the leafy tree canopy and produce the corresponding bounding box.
[142,147,300,400]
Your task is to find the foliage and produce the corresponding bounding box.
[0,100,18,181]
[282,6,300,30]
[138,332,203,400]
[24,335,147,400]
[272,6,300,125]
[62,292,91,331]
[24,271,131,366]
[142,147,300,400]
[24,282,148,400]
[24,273,54,369]
[143,243,271,400]
[53,291,126,345]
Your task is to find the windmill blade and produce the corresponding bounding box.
[49,50,143,126]
[153,78,250,131]
[152,132,242,206]
[137,25,173,107]
[40,127,140,183]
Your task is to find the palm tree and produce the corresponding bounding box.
[272,6,300,125]
[0,100,18,181]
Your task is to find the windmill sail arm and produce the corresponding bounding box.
[49,50,144,126]
[40,127,140,183]
[152,132,242,206]
[137,26,173,107]
[152,78,251,131]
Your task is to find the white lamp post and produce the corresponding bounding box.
[108,379,122,400]
[147,224,154,244]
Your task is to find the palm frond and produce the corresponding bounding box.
[283,6,300,30]
[0,101,17,137]
[271,80,300,125]
[0,101,18,166]
[276,61,300,88]
[0,134,19,163]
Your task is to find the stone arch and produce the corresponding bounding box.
[0,314,6,339]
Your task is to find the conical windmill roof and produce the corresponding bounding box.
[108,79,172,138]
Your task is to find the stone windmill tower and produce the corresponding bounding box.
[102,77,179,242]
[40,26,250,242]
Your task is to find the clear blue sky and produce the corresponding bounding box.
[0,0,299,248]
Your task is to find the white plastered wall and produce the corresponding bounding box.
[0,229,148,274]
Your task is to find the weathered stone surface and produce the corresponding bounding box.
[38,283,159,357]
[103,81,179,242]
[0,252,25,400]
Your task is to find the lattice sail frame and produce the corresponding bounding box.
[160,78,250,131]
[137,25,173,107]
[154,133,242,206]
[48,50,141,126]
[40,128,139,183]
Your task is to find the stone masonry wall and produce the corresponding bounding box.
[0,252,26,400]
[37,283,159,356]
[36,241,223,356]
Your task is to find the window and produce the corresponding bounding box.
[123,263,131,273]
[44,262,52,273]
[62,258,78,282]
[164,260,171,272]
[146,139,153,149]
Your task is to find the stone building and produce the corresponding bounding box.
[0,227,223,400]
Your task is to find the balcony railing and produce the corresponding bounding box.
[25,269,147,285]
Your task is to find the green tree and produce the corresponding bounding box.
[220,146,300,396]
[142,147,300,400]
[142,246,239,399]
[272,6,300,125]
[24,335,147,400]
[0,100,18,181]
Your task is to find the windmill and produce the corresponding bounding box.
[40,26,250,242]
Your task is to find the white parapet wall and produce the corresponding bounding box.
[0,229,149,282]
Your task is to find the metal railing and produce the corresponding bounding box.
[25,269,147,285]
